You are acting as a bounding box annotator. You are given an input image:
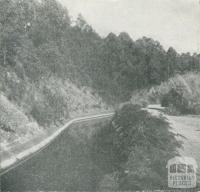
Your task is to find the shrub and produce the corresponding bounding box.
[161,87,200,115]
[161,88,190,114]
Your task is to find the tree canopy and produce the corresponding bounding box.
[0,0,199,105]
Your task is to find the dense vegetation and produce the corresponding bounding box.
[0,0,199,147]
[131,72,200,114]
[0,0,199,190]
[91,104,182,190]
[0,94,42,144]
[1,0,199,105]
[0,0,108,132]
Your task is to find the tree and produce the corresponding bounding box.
[91,104,181,189]
[165,47,177,78]
[29,0,70,46]
[76,14,93,32]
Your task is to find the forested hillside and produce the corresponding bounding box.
[1,0,200,102]
[0,0,109,143]
[0,0,199,141]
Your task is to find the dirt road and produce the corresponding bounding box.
[169,115,200,183]
[148,107,200,185]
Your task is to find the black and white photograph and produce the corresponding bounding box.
[0,0,200,191]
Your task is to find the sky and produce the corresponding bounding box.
[58,0,200,54]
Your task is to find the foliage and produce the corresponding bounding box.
[1,0,199,107]
[132,73,200,115]
[0,0,199,137]
[91,104,181,190]
[0,0,108,129]
[161,88,189,114]
[0,0,198,189]
[0,94,40,143]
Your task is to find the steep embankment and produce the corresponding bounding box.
[0,71,109,148]
[0,0,111,148]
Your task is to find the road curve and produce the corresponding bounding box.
[1,117,113,191]
[0,112,114,176]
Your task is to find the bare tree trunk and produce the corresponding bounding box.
[3,47,7,66]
